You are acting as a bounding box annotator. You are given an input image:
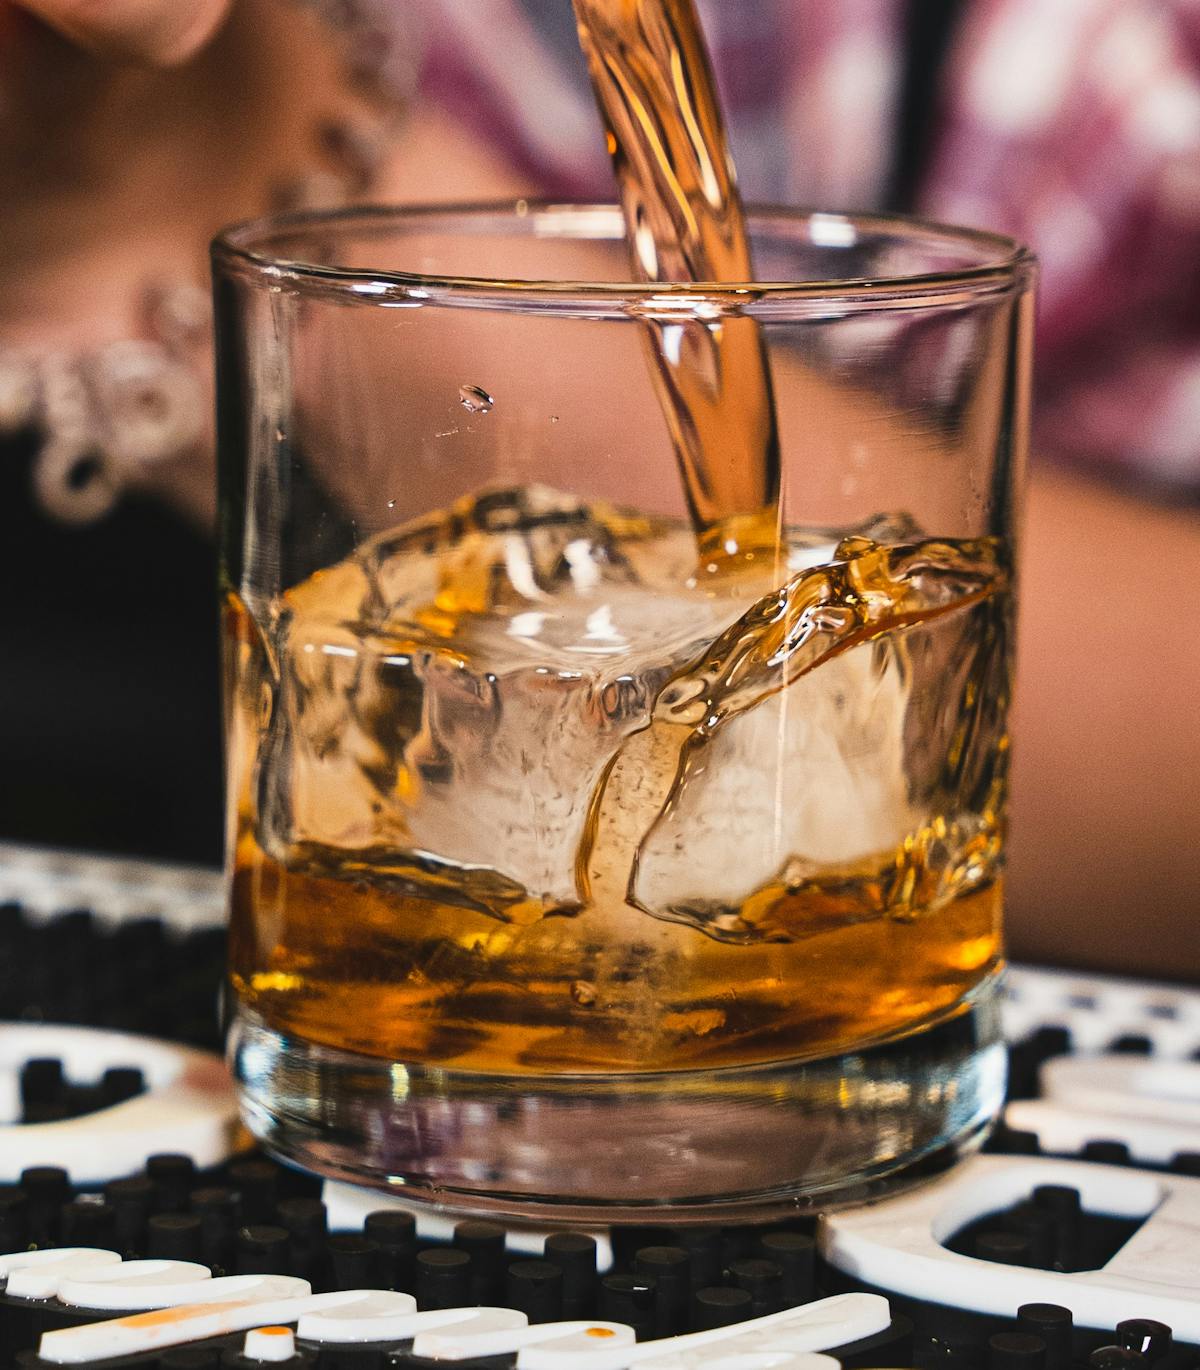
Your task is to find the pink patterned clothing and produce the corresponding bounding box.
[416,0,1200,492]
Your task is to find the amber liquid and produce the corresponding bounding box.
[228,0,1008,1077]
[228,492,1007,1073]
[572,0,780,565]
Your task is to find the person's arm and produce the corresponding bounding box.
[1007,465,1200,980]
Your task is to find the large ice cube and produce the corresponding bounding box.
[626,642,918,940]
[253,487,1003,940]
[255,486,743,922]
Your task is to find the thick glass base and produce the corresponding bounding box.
[229,972,1005,1223]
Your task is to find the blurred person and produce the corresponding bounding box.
[0,0,1197,975]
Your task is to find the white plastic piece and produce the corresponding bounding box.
[321,1178,615,1272]
[242,1327,297,1362]
[304,1302,526,1348]
[821,1153,1200,1339]
[413,1316,634,1362]
[38,1277,325,1364]
[1001,1052,1200,1165]
[1038,1053,1200,1125]
[511,1324,641,1368]
[0,1248,122,1300]
[1003,965,1200,1058]
[0,1068,21,1125]
[0,1022,240,1181]
[292,1288,421,1342]
[637,1352,838,1370]
[0,842,224,932]
[1004,1099,1199,1167]
[0,1247,120,1278]
[513,1293,888,1370]
[4,1246,309,1316]
[57,1259,212,1309]
[2,1245,310,1319]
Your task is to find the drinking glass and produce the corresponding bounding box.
[213,203,1035,1220]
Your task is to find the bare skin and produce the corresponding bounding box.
[2,0,1197,979]
[1009,468,1200,980]
[6,0,233,65]
[0,0,525,351]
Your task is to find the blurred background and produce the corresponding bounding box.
[0,0,1197,977]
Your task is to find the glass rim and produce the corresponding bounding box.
[212,200,1036,317]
